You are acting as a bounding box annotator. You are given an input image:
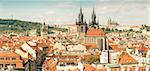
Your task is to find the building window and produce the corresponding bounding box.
[5,64,10,67]
[12,58,16,60]
[11,64,16,67]
[0,64,3,68]
[6,57,10,60]
[0,58,4,60]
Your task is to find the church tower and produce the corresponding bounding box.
[41,22,48,39]
[89,8,99,27]
[76,7,87,37]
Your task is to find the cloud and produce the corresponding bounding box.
[0,0,148,25]
[45,11,56,15]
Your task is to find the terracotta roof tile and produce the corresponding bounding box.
[0,51,20,57]
[119,52,137,64]
[137,44,149,51]
[83,64,95,71]
[109,44,124,51]
[86,28,105,37]
[84,43,97,49]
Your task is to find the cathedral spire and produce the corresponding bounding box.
[78,6,83,23]
[92,7,96,23]
[92,7,95,15]
[90,7,97,26]
[80,6,82,14]
[76,6,87,34]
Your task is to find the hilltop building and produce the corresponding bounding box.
[107,18,119,27]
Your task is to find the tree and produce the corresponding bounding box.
[105,28,110,31]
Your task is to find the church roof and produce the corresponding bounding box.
[86,28,105,37]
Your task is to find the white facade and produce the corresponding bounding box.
[100,51,109,63]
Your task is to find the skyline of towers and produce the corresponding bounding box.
[76,7,99,26]
[76,6,99,34]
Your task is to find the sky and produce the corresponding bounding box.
[0,0,149,25]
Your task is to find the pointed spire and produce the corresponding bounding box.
[78,5,83,23]
[92,7,95,15]
[91,7,96,25]
[80,5,82,14]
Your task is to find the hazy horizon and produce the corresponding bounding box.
[0,0,149,26]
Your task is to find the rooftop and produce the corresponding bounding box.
[86,28,105,37]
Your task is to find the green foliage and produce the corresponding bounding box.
[48,27,68,32]
[0,19,41,34]
[87,56,99,64]
[119,40,126,45]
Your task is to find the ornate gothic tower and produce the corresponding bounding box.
[76,7,87,34]
[89,8,99,27]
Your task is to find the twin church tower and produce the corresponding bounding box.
[76,7,99,34]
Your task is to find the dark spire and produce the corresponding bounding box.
[91,7,96,25]
[80,6,82,14]
[78,6,83,23]
[92,7,96,22]
[92,7,95,15]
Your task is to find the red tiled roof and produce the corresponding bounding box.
[137,44,149,51]
[0,51,20,57]
[119,52,137,64]
[83,64,95,71]
[109,44,124,51]
[84,43,97,49]
[37,43,47,47]
[86,28,105,37]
